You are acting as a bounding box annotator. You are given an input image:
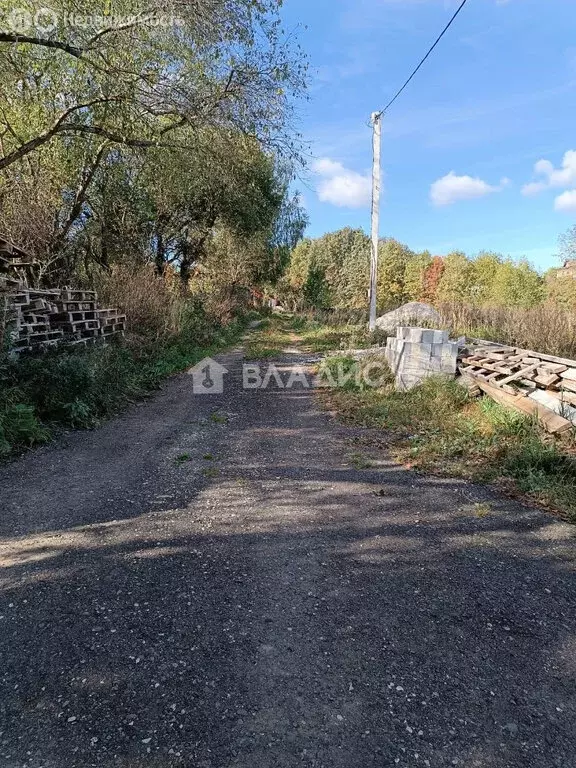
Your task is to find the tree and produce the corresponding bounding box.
[377,238,415,309]
[337,235,370,309]
[558,224,576,264]
[404,250,432,302]
[196,229,271,320]
[471,251,502,306]
[422,256,445,304]
[0,0,308,292]
[303,263,330,309]
[436,251,475,304]
[491,258,543,308]
[284,228,369,309]
[546,274,576,310]
[267,190,308,281]
[285,238,313,290]
[139,130,285,283]
[0,0,307,171]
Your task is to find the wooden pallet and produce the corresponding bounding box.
[476,380,573,434]
[59,288,98,302]
[0,275,22,289]
[459,341,576,433]
[24,330,64,343]
[100,323,125,335]
[53,319,100,332]
[52,310,97,322]
[100,314,126,327]
[56,301,96,312]
[18,323,52,337]
[66,334,103,347]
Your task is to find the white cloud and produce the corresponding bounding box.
[312,157,372,208]
[313,157,344,176]
[554,190,576,215]
[522,150,576,195]
[430,171,506,207]
[522,181,548,197]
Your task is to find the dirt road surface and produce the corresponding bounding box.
[1,346,575,767]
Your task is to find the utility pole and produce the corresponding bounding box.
[368,111,382,331]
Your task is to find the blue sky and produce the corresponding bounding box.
[281,0,576,271]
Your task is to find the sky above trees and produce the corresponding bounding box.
[282,0,576,270]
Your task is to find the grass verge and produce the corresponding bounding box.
[319,354,576,522]
[243,312,378,358]
[0,312,250,458]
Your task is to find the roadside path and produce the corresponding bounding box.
[0,344,575,767]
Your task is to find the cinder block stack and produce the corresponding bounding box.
[385,326,459,391]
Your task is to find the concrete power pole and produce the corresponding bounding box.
[368,111,382,331]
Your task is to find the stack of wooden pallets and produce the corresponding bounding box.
[4,286,127,354]
[96,307,127,338]
[458,340,576,434]
[51,289,102,346]
[0,236,39,284]
[9,287,63,351]
[0,236,127,355]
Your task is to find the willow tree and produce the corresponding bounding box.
[0,0,307,277]
[0,0,307,169]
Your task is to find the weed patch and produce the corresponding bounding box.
[0,311,248,458]
[321,370,576,521]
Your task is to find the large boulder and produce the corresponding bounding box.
[374,301,441,334]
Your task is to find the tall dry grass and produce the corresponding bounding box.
[94,265,190,343]
[0,290,9,351]
[437,302,576,359]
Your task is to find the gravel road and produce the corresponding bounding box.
[0,346,575,768]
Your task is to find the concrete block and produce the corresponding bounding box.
[389,332,457,391]
[397,326,447,344]
[421,329,448,344]
[431,340,457,357]
[427,356,444,373]
[385,338,398,364]
[397,327,425,343]
[402,342,432,360]
[420,329,435,344]
[396,373,422,391]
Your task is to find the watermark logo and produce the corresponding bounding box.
[188,357,228,394]
[188,359,390,394]
[243,364,311,391]
[3,6,184,33]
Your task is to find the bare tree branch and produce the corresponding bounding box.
[0,99,112,170]
[87,13,161,47]
[0,32,83,58]
[56,142,109,246]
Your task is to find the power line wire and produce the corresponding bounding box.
[377,0,470,117]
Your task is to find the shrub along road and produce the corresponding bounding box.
[0,342,575,767]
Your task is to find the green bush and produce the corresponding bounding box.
[0,404,49,455]
[0,306,248,457]
[322,371,576,520]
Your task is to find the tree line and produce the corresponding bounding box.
[279,226,576,313]
[0,0,308,300]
